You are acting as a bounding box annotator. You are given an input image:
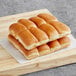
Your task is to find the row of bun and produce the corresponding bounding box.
[8,13,71,59]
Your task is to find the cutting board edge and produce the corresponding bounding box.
[0,54,76,75]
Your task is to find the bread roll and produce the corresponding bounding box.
[37,44,50,56]
[48,40,61,52]
[38,13,57,22]
[9,23,27,37]
[58,36,71,48]
[17,30,38,50]
[29,17,46,26]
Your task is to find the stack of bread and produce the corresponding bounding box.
[8,13,71,60]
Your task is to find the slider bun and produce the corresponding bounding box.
[58,36,71,48]
[17,30,38,50]
[37,44,50,56]
[9,23,27,37]
[48,40,61,51]
[29,17,46,26]
[38,13,57,22]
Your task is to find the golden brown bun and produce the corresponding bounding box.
[48,40,60,48]
[49,21,71,35]
[39,23,59,40]
[8,35,39,60]
[29,27,49,42]
[38,13,57,22]
[58,36,71,48]
[48,40,61,51]
[17,30,38,50]
[29,17,46,26]
[18,19,37,29]
[9,23,27,37]
[37,44,50,56]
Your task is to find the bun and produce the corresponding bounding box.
[38,13,57,22]
[29,17,46,26]
[58,36,71,48]
[37,44,50,56]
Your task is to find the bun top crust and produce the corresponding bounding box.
[9,23,27,37]
[17,29,38,47]
[9,23,27,31]
[38,13,57,22]
[58,36,70,45]
[37,44,50,51]
[29,17,46,26]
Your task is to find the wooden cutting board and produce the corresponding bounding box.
[0,9,76,76]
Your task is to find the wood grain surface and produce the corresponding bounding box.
[0,9,76,76]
